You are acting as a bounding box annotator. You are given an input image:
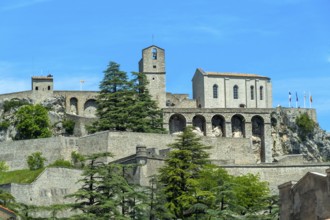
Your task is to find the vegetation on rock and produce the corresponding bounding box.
[295,112,316,141]
[14,104,52,140]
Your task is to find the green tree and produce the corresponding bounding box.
[27,152,47,170]
[128,72,164,133]
[158,127,212,219]
[296,112,315,141]
[68,152,148,219]
[88,62,164,134]
[14,104,52,140]
[88,61,134,133]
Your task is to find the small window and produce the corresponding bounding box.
[250,86,254,100]
[153,65,156,68]
[233,85,238,99]
[152,48,157,60]
[260,86,263,100]
[213,84,218,98]
[48,86,51,90]
[35,86,38,90]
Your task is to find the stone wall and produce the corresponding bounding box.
[224,163,330,193]
[0,137,78,170]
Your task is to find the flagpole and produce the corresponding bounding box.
[289,92,291,108]
[304,91,306,108]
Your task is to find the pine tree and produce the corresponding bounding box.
[89,61,134,133]
[128,72,164,133]
[158,127,212,219]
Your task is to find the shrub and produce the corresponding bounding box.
[0,161,9,172]
[0,120,10,131]
[63,119,75,135]
[3,99,30,112]
[14,104,52,140]
[71,151,85,168]
[27,152,47,170]
[296,112,315,141]
[49,159,73,168]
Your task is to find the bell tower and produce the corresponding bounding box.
[139,45,166,108]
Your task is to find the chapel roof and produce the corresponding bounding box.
[206,71,270,79]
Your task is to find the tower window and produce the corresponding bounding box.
[35,86,38,91]
[260,86,263,100]
[233,85,238,99]
[250,86,254,100]
[48,86,51,90]
[152,48,157,60]
[213,84,218,98]
[153,65,156,68]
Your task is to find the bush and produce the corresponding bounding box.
[14,104,52,140]
[0,120,10,131]
[63,119,75,135]
[0,161,9,172]
[3,99,30,112]
[71,151,85,168]
[27,152,47,170]
[296,112,315,141]
[49,159,73,168]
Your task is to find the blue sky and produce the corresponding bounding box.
[1,0,329,131]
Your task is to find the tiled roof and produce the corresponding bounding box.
[32,76,53,79]
[0,204,16,216]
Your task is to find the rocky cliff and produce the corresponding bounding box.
[0,97,67,142]
[271,107,330,162]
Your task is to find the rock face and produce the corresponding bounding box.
[0,96,67,142]
[271,108,330,162]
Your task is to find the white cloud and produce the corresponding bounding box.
[0,0,51,11]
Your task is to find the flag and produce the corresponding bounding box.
[289,92,291,102]
[310,95,313,103]
[295,92,298,102]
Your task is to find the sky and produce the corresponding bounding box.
[1,0,329,131]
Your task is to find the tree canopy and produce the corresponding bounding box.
[88,61,164,134]
[14,104,52,140]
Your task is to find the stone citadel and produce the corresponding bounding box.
[0,45,329,212]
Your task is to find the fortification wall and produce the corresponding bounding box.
[224,163,330,193]
[4,168,82,206]
[0,91,33,101]
[0,137,78,170]
[78,131,257,164]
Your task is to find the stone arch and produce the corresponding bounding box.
[70,97,78,115]
[211,115,226,137]
[84,99,97,117]
[231,114,245,138]
[252,115,265,162]
[192,115,206,136]
[169,114,186,134]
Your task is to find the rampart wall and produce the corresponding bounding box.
[0,137,78,170]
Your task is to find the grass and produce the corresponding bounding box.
[0,168,45,185]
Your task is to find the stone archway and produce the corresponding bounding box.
[70,97,78,115]
[231,114,245,138]
[252,115,265,162]
[192,115,206,136]
[169,114,186,134]
[211,115,226,137]
[84,99,97,117]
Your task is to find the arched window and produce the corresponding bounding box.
[233,85,238,99]
[152,48,157,60]
[250,86,254,100]
[260,86,263,100]
[213,84,218,98]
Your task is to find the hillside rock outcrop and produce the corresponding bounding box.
[271,107,330,162]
